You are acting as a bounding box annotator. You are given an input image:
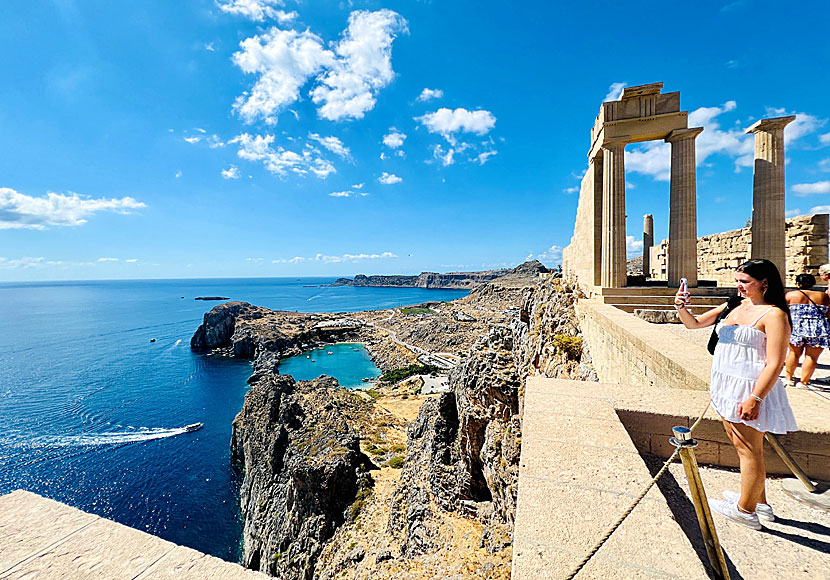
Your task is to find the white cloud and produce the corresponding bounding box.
[474,150,497,165]
[417,88,443,102]
[231,10,406,124]
[329,191,352,197]
[431,144,455,166]
[352,182,364,189]
[764,108,827,145]
[809,205,830,214]
[563,186,579,194]
[604,82,626,102]
[126,258,139,263]
[232,28,334,125]
[626,235,643,258]
[216,0,293,22]
[378,172,402,184]
[308,133,351,158]
[175,170,183,178]
[626,100,753,181]
[382,129,406,148]
[0,187,145,230]
[184,136,201,144]
[820,134,830,147]
[245,257,264,262]
[230,133,336,179]
[786,209,802,217]
[820,158,830,172]
[792,181,830,195]
[526,245,563,265]
[205,42,215,52]
[96,257,118,263]
[416,107,496,142]
[222,165,241,179]
[310,10,408,121]
[274,251,397,263]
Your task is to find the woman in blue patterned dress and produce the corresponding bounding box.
[784,273,830,387]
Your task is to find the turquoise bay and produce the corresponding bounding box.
[278,343,381,389]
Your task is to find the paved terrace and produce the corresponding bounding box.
[0,490,266,580]
[513,299,830,579]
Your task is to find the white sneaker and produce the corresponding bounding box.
[708,498,761,530]
[722,490,775,522]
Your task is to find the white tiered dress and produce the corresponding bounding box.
[711,311,799,434]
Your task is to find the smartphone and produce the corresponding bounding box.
[680,278,690,304]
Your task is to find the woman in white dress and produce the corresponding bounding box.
[674,259,798,530]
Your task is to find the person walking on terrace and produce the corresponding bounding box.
[784,273,830,387]
[674,259,798,530]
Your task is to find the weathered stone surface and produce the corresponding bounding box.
[387,278,597,557]
[648,213,830,285]
[231,374,373,580]
[633,308,680,324]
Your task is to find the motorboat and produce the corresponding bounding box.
[184,422,203,432]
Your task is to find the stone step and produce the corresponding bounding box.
[593,286,733,297]
[609,303,718,313]
[600,295,727,305]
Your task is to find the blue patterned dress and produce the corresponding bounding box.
[789,303,830,348]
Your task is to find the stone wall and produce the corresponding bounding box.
[648,213,828,285]
[562,162,600,288]
[575,300,711,391]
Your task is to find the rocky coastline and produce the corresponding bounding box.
[330,261,549,289]
[190,262,595,579]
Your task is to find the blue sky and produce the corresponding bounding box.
[2,0,829,281]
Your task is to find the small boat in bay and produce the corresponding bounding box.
[184,423,203,432]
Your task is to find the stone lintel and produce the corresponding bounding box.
[745,115,796,134]
[620,82,664,100]
[589,112,688,159]
[665,126,704,142]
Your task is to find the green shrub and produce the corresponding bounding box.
[380,364,441,384]
[553,334,583,360]
[391,444,406,453]
[388,455,405,469]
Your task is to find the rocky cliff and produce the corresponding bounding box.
[193,273,594,579]
[386,277,595,557]
[231,374,374,579]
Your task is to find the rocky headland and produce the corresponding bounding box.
[190,262,595,579]
[330,261,549,289]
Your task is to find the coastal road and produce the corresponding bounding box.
[371,309,457,370]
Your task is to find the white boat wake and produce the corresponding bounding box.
[38,427,189,447]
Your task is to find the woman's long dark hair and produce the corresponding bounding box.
[736,259,791,326]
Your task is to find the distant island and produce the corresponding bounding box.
[195,296,230,301]
[330,261,549,289]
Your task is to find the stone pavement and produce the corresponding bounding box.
[513,377,830,580]
[0,490,266,580]
[512,377,709,579]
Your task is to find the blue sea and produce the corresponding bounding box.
[0,278,467,561]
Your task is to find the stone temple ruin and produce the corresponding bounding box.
[563,82,828,307]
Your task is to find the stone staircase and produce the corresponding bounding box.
[590,286,733,314]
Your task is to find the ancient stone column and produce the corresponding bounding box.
[747,116,795,276]
[601,140,626,288]
[643,214,653,277]
[666,127,703,287]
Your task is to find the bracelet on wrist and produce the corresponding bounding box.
[674,304,686,311]
[750,394,763,403]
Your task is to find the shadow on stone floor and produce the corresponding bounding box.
[641,453,745,580]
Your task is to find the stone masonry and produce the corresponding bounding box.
[649,213,829,285]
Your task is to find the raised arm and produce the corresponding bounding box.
[673,286,728,329]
